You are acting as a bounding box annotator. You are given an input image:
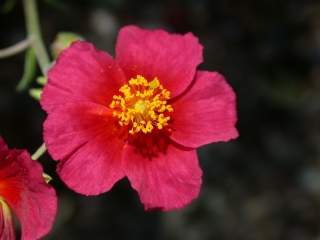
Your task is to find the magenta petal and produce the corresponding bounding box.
[123,143,202,211]
[0,142,57,240]
[41,41,126,113]
[0,138,7,153]
[13,158,57,240]
[57,133,125,195]
[170,71,239,148]
[43,102,125,195]
[44,102,114,160]
[115,25,203,97]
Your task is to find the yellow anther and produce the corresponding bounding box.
[109,75,173,134]
[134,100,146,113]
[149,79,159,89]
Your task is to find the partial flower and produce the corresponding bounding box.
[0,138,57,239]
[41,25,238,211]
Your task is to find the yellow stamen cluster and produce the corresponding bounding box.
[109,75,174,134]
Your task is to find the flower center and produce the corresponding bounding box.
[109,75,174,135]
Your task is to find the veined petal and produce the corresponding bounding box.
[41,41,126,113]
[57,133,125,195]
[115,25,203,97]
[43,102,125,195]
[123,141,202,211]
[170,71,238,148]
[43,102,117,161]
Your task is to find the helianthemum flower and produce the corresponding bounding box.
[41,25,238,210]
[0,138,57,239]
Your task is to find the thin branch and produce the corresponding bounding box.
[23,0,50,75]
[0,39,31,59]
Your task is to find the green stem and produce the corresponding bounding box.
[31,143,46,160]
[0,38,31,58]
[23,0,50,75]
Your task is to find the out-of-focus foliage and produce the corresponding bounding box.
[1,0,16,13]
[51,32,83,58]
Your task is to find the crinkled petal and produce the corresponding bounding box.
[41,41,126,113]
[43,102,117,161]
[0,139,7,152]
[115,25,203,97]
[43,102,125,195]
[0,139,57,240]
[170,71,238,148]
[57,133,125,195]
[122,141,202,211]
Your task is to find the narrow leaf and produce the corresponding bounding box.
[16,48,37,92]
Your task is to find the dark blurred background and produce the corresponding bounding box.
[1,0,320,239]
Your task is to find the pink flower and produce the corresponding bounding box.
[0,138,57,239]
[41,25,238,210]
